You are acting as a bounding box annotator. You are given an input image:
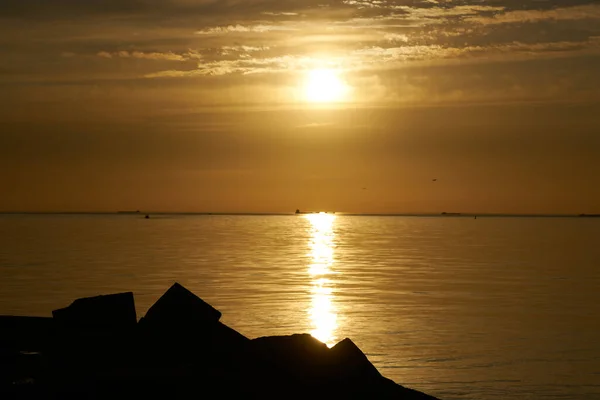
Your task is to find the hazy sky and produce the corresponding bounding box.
[1,0,599,213]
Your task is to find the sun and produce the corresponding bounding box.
[304,68,349,103]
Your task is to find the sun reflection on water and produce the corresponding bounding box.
[305,213,338,346]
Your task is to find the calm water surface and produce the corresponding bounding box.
[1,214,599,399]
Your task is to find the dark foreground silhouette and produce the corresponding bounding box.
[0,283,440,399]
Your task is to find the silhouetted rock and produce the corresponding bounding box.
[136,283,247,372]
[1,283,441,400]
[49,292,138,394]
[249,334,330,379]
[247,334,380,382]
[244,334,440,399]
[138,282,221,329]
[251,333,329,361]
[0,316,53,352]
[330,337,381,380]
[52,292,136,330]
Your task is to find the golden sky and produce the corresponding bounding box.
[1,0,599,213]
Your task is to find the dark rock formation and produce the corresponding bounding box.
[138,282,222,328]
[0,283,441,400]
[330,337,382,378]
[52,292,136,330]
[0,316,53,352]
[136,282,248,371]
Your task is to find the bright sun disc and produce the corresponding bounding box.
[304,69,348,103]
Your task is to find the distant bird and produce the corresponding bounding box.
[432,179,437,182]
[362,187,367,190]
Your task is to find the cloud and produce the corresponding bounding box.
[142,37,600,79]
[342,1,384,8]
[144,69,192,78]
[262,11,299,16]
[392,5,505,19]
[96,50,200,61]
[3,0,600,107]
[97,51,113,59]
[145,54,315,77]
[195,24,297,35]
[466,4,600,25]
[220,45,270,55]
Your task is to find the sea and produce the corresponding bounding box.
[0,213,599,399]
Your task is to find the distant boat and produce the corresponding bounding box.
[295,209,335,215]
[579,213,600,218]
[118,210,140,214]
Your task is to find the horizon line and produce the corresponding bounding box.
[0,211,598,218]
